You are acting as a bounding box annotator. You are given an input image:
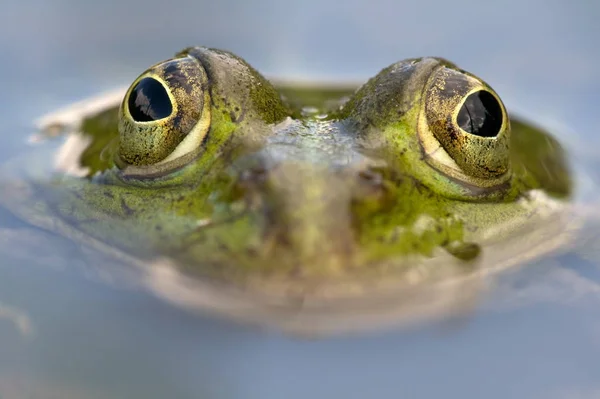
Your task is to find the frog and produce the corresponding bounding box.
[0,46,582,335]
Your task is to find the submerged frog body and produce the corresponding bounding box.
[0,47,575,334]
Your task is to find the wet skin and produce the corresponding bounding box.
[2,46,572,306]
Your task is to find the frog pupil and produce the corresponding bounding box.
[128,77,173,122]
[456,90,502,137]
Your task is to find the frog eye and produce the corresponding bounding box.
[456,90,503,138]
[118,55,210,167]
[127,77,173,122]
[420,66,510,185]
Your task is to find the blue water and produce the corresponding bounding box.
[1,0,599,398]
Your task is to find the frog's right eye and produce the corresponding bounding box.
[118,55,210,168]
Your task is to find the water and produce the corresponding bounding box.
[1,0,600,397]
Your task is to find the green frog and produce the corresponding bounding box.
[0,47,579,334]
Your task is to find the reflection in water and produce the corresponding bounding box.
[54,133,92,177]
[0,302,33,338]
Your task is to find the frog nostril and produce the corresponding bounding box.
[238,166,269,188]
[358,169,384,185]
[354,168,387,202]
[128,77,173,122]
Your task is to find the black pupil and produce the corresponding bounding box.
[456,90,502,137]
[128,77,173,122]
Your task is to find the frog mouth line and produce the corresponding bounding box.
[115,144,205,181]
[431,162,514,199]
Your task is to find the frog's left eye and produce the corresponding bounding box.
[118,55,210,167]
[419,66,510,187]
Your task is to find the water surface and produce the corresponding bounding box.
[1,0,600,398]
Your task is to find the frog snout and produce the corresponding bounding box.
[236,161,387,272]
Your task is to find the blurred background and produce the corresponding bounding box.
[2,0,599,143]
[1,0,600,398]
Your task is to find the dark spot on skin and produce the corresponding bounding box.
[171,113,183,131]
[245,247,258,257]
[249,167,268,183]
[358,169,381,182]
[437,72,467,98]
[445,241,481,261]
[236,107,248,124]
[408,175,429,195]
[103,190,114,199]
[388,229,400,243]
[164,64,194,95]
[163,62,180,77]
[446,118,459,141]
[217,242,229,252]
[355,169,387,200]
[236,167,268,193]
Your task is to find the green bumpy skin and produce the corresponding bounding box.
[37,47,571,297]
